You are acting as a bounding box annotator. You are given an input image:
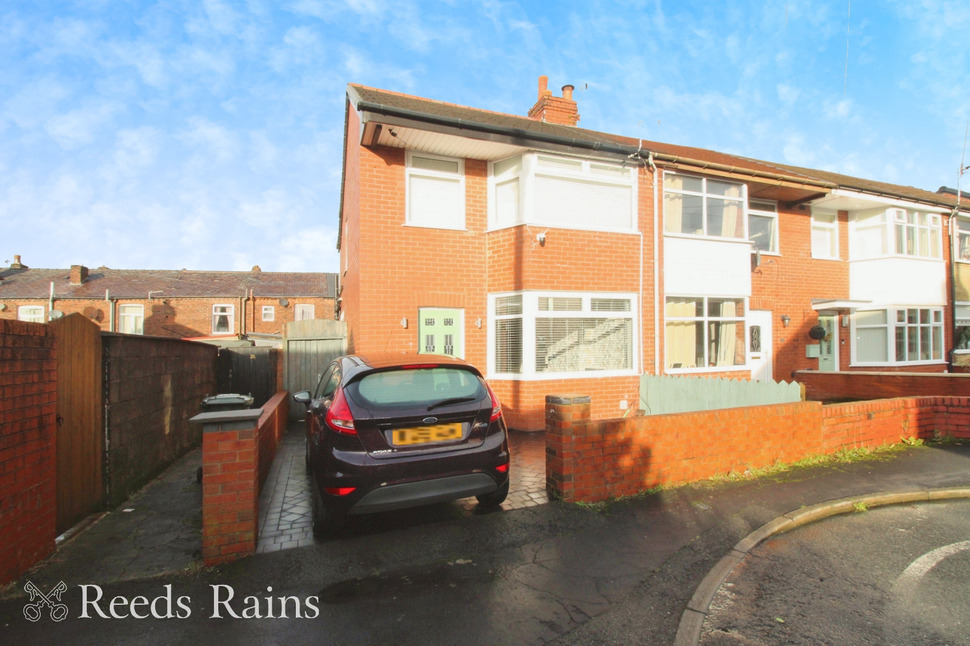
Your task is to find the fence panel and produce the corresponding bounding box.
[639,374,803,416]
[283,319,347,419]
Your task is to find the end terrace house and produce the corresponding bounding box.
[0,257,337,342]
[337,76,970,430]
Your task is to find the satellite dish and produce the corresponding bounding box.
[49,309,64,320]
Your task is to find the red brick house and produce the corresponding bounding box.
[337,76,970,430]
[0,257,337,342]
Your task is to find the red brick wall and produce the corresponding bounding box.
[546,394,970,503]
[0,319,57,585]
[200,391,288,566]
[797,370,970,401]
[0,296,334,339]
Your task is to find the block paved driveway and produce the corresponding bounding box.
[257,424,548,553]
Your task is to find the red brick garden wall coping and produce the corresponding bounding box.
[545,394,970,503]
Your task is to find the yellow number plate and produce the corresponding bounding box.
[392,423,462,446]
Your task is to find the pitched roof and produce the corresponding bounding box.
[348,83,969,212]
[0,266,337,300]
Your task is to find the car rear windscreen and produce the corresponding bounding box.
[353,367,485,407]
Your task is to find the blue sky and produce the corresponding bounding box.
[2,0,969,273]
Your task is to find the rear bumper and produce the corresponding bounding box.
[348,473,499,515]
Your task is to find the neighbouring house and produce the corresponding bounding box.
[336,76,970,430]
[0,256,337,343]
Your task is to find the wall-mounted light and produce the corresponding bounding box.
[401,317,408,329]
[781,314,791,328]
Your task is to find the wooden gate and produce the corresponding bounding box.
[216,346,277,407]
[283,319,347,419]
[51,314,104,534]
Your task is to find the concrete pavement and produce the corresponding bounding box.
[2,430,969,645]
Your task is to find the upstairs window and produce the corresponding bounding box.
[489,153,637,231]
[406,151,465,230]
[295,304,315,321]
[212,304,234,334]
[118,304,144,335]
[17,305,45,323]
[956,217,970,262]
[664,173,745,239]
[851,208,941,260]
[262,306,275,321]
[748,200,779,253]
[811,209,839,259]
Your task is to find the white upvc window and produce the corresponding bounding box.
[118,304,144,335]
[489,291,637,378]
[748,199,779,254]
[295,304,315,321]
[664,173,746,240]
[664,296,747,372]
[956,217,970,262]
[811,209,839,259]
[893,209,941,258]
[853,307,944,365]
[488,152,637,232]
[851,208,941,260]
[262,305,275,321]
[956,304,970,349]
[406,151,465,230]
[212,304,234,334]
[17,305,45,323]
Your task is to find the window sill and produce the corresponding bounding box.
[403,222,467,232]
[487,370,639,381]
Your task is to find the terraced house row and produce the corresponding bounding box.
[336,76,970,430]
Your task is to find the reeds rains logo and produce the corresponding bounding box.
[23,581,69,622]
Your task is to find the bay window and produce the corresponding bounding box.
[854,307,944,364]
[665,296,746,371]
[490,292,636,377]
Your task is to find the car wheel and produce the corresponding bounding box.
[476,479,510,507]
[311,482,345,538]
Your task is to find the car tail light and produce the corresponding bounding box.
[495,462,509,473]
[325,388,356,434]
[486,384,503,422]
[324,486,357,496]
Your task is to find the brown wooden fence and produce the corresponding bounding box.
[50,314,104,534]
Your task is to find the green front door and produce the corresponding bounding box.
[418,308,463,358]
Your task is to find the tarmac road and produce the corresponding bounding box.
[700,499,970,646]
[2,442,969,645]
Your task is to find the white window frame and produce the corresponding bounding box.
[955,216,970,263]
[295,304,315,321]
[262,305,275,321]
[212,304,235,335]
[811,209,839,260]
[405,151,465,230]
[748,199,779,254]
[852,208,942,260]
[664,296,748,373]
[852,307,945,366]
[17,305,45,323]
[118,304,144,335]
[663,172,747,240]
[892,208,941,259]
[488,152,638,233]
[488,291,638,379]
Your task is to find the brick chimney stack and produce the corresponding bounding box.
[70,265,89,285]
[10,255,25,269]
[527,75,580,126]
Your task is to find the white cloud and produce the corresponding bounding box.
[44,101,122,149]
[179,118,240,163]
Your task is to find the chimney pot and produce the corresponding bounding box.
[562,84,574,100]
[10,255,25,269]
[538,75,550,98]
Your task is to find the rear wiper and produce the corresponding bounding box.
[427,397,477,412]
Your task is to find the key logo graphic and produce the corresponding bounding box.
[23,581,68,622]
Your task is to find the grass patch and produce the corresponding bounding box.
[853,501,869,513]
[931,432,968,446]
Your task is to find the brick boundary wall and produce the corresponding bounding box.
[194,391,288,566]
[796,370,970,402]
[546,394,970,503]
[0,320,57,585]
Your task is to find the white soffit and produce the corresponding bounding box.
[810,188,948,213]
[811,299,872,311]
